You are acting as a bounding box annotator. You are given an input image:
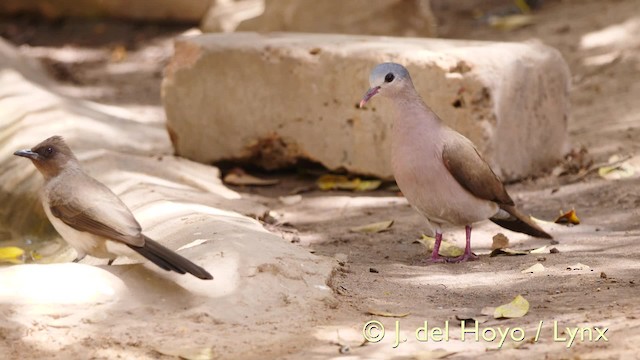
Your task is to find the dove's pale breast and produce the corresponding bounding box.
[390,106,499,227]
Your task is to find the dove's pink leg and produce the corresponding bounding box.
[448,225,479,263]
[428,231,447,263]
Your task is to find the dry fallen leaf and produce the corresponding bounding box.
[354,180,382,191]
[530,245,549,254]
[279,194,302,205]
[317,175,381,191]
[418,235,464,258]
[568,263,590,271]
[521,263,545,274]
[366,309,410,318]
[494,295,530,319]
[514,0,532,13]
[223,168,280,186]
[0,246,26,264]
[598,155,635,180]
[488,14,535,31]
[489,248,529,257]
[554,209,580,225]
[350,220,394,233]
[491,233,510,250]
[111,44,127,62]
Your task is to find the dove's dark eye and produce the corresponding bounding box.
[384,73,395,83]
[46,147,53,154]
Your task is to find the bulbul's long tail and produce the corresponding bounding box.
[490,205,552,239]
[128,236,213,280]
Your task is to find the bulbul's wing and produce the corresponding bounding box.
[48,174,145,247]
[441,130,514,206]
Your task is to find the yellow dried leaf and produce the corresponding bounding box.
[0,246,26,264]
[491,233,509,250]
[350,220,394,233]
[316,175,381,191]
[554,209,580,225]
[355,179,383,191]
[111,45,127,62]
[279,194,302,205]
[418,235,464,258]
[514,0,532,13]
[568,263,590,271]
[489,248,529,257]
[317,174,346,190]
[598,163,635,180]
[223,171,279,186]
[488,14,535,31]
[521,263,545,273]
[366,309,410,318]
[530,245,549,254]
[494,295,529,319]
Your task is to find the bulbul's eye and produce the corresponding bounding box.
[46,147,53,155]
[385,73,395,83]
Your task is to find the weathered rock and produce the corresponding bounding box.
[0,37,334,360]
[163,32,571,181]
[202,0,437,37]
[0,0,212,22]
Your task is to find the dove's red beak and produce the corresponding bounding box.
[359,86,380,108]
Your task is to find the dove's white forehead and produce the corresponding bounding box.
[369,62,411,86]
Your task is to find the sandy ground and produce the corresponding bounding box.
[2,0,640,358]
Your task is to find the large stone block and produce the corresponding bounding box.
[162,32,570,180]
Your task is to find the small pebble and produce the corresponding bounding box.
[600,272,607,279]
[369,267,379,273]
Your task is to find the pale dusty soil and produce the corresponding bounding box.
[2,0,640,358]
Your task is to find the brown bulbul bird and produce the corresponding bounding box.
[14,136,213,280]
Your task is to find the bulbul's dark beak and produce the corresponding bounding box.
[359,86,380,108]
[14,149,39,160]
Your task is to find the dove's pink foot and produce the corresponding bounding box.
[447,251,479,263]
[447,225,478,263]
[427,231,448,263]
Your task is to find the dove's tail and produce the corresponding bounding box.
[490,205,552,239]
[127,236,213,280]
